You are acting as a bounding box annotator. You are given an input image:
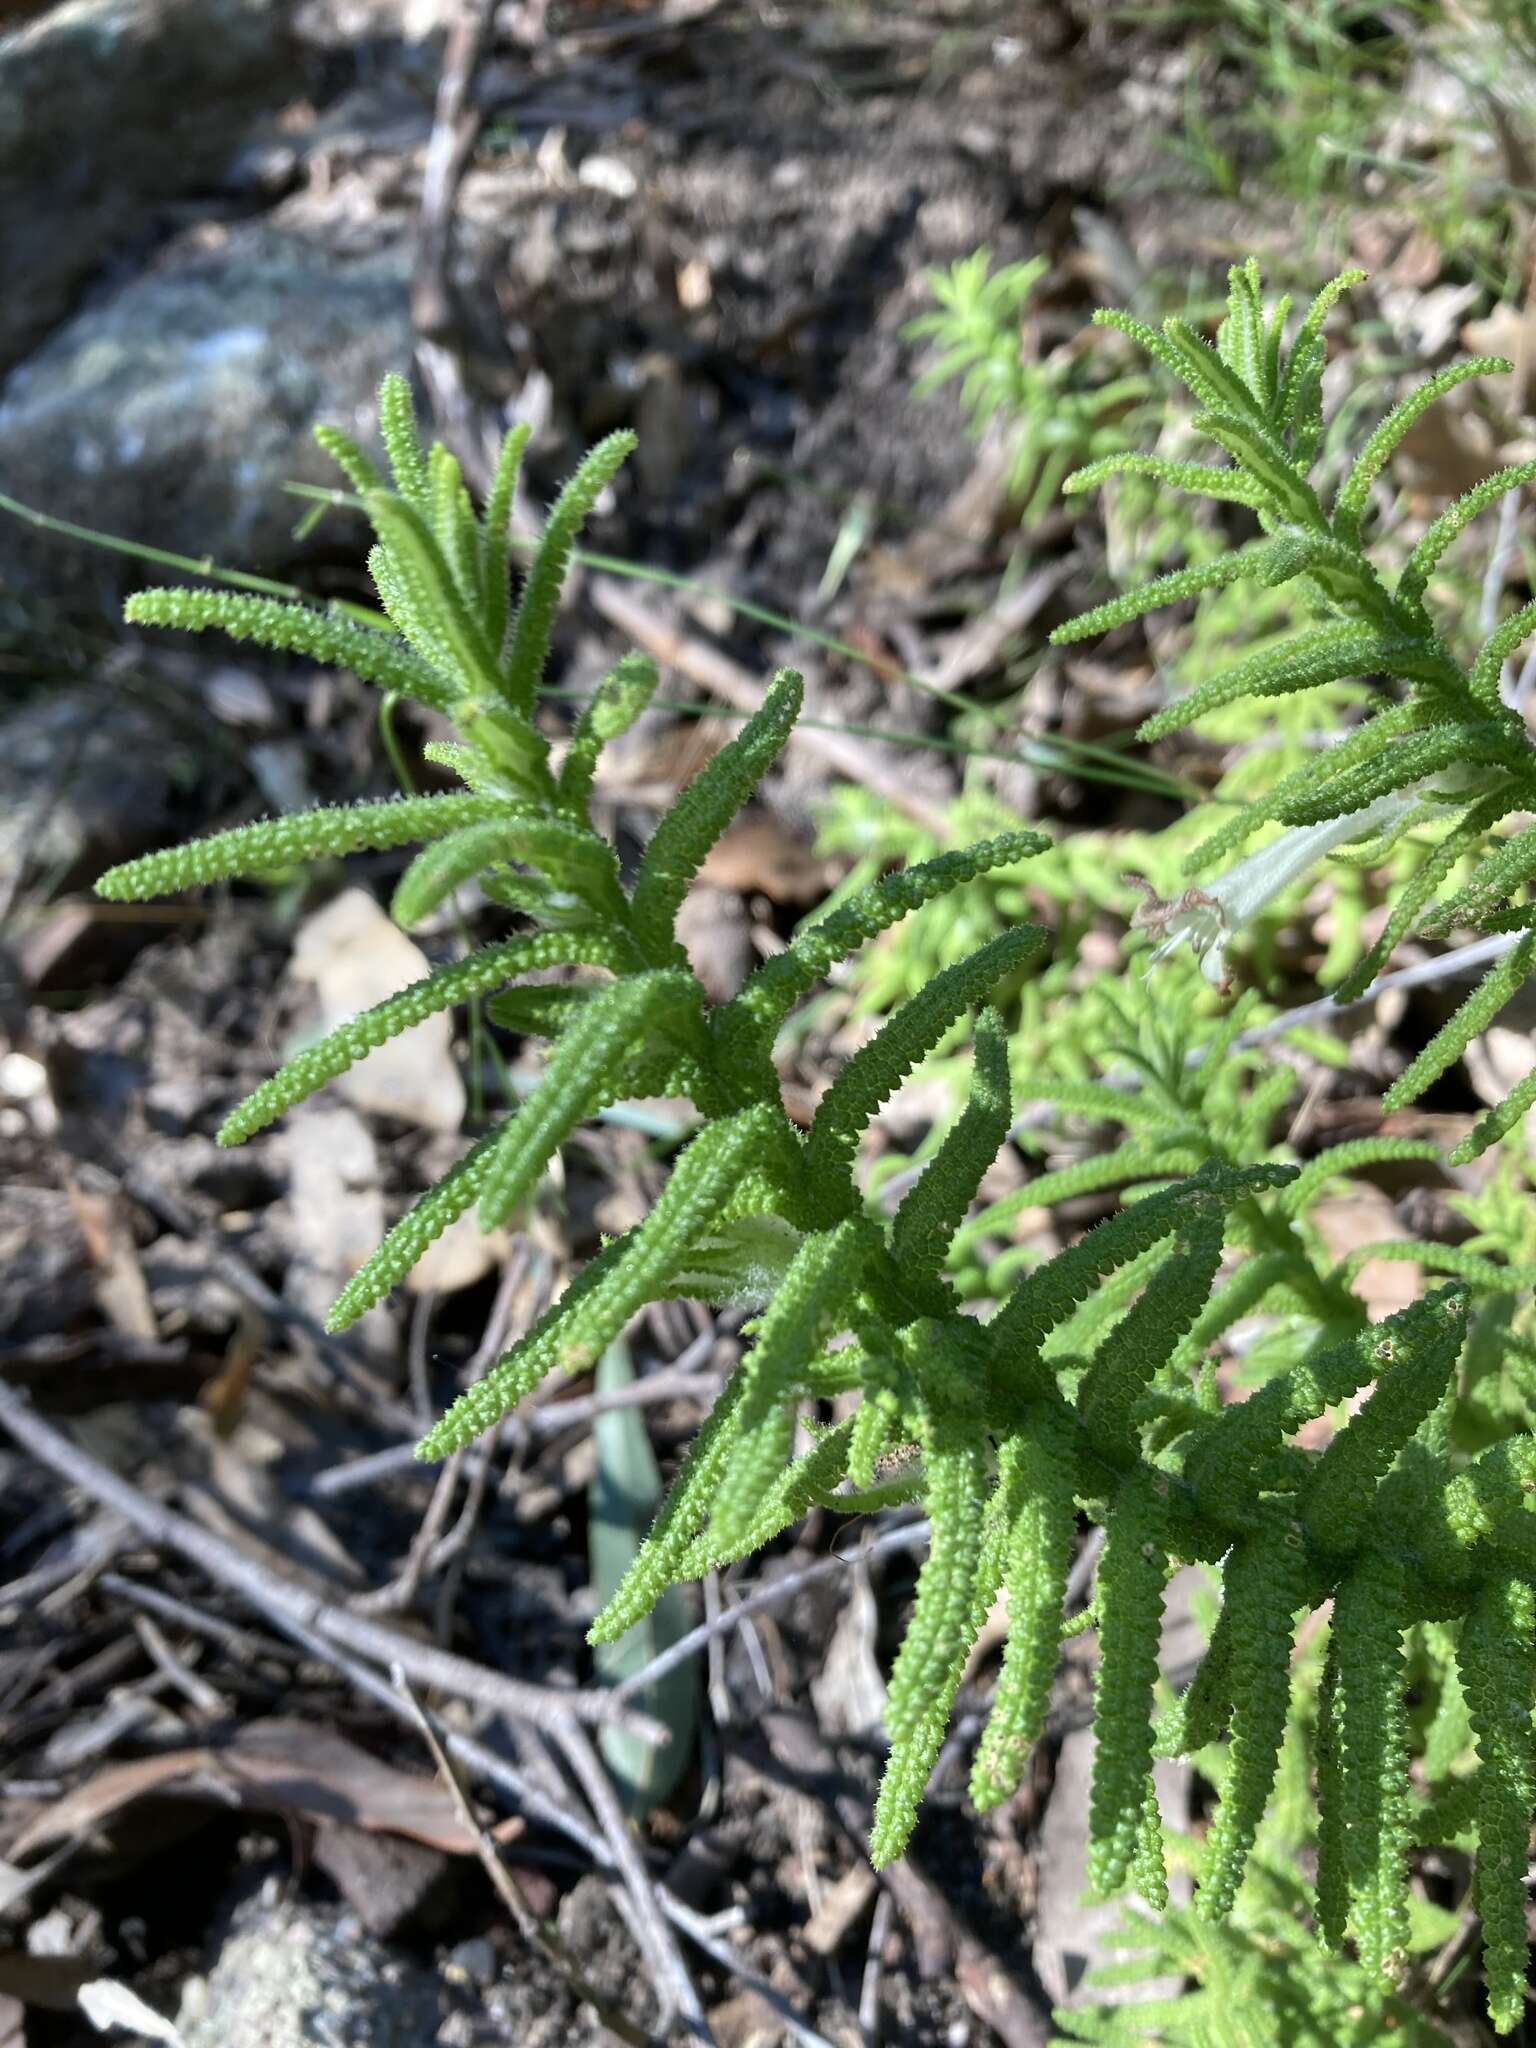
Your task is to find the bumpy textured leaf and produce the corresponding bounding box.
[970,1409,1078,1809]
[1138,625,1423,743]
[1058,268,1536,1160]
[479,421,533,656]
[556,652,660,816]
[589,1372,753,1644]
[1333,358,1513,544]
[390,813,626,929]
[728,832,1048,1038]
[1329,1559,1412,1978]
[1185,1321,1379,1526]
[630,671,803,959]
[709,1215,879,1554]
[503,432,637,714]
[1298,1288,1466,1548]
[124,587,458,712]
[1461,1573,1536,2032]
[1089,1470,1171,1896]
[328,1122,505,1331]
[378,369,430,508]
[1397,461,1536,611]
[475,971,705,1230]
[987,1163,1295,1389]
[1075,1211,1225,1467]
[364,488,505,703]
[891,1005,1012,1300]
[1049,540,1315,649]
[425,1106,781,1455]
[1196,1532,1306,1916]
[1382,938,1536,1113]
[805,927,1045,1218]
[219,929,636,1145]
[96,346,1536,2001]
[98,793,503,901]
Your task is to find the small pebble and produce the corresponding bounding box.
[443,1935,497,1989]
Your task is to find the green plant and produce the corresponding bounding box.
[1149,1,1528,294]
[100,335,1536,2033]
[1053,1853,1458,2046]
[1055,260,1536,1160]
[906,250,1152,524]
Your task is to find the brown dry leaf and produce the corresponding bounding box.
[1396,397,1505,501]
[0,1955,95,2014]
[64,1174,157,1343]
[1309,1187,1420,1322]
[1463,303,1536,413]
[698,815,829,903]
[198,1305,264,1438]
[217,1721,524,1854]
[9,1751,215,1860]
[11,1720,521,1861]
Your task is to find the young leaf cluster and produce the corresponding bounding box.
[1054,260,1536,1159]
[99,374,1054,1361]
[906,249,1153,524]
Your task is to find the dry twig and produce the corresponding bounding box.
[553,1719,714,2044]
[0,1381,664,1743]
[150,1592,836,2048]
[589,576,952,835]
[396,1669,655,2048]
[613,1517,930,1704]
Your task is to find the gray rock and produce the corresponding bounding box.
[0,1183,93,1342]
[0,686,196,909]
[0,221,411,598]
[178,1888,444,2047]
[0,0,291,370]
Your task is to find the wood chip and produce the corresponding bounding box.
[801,1860,877,1957]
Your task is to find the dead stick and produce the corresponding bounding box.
[313,1366,725,1498]
[0,1380,663,1743]
[413,0,502,490]
[554,1721,714,2044]
[397,1670,655,2048]
[196,1593,835,2048]
[588,576,952,836]
[613,1518,930,1703]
